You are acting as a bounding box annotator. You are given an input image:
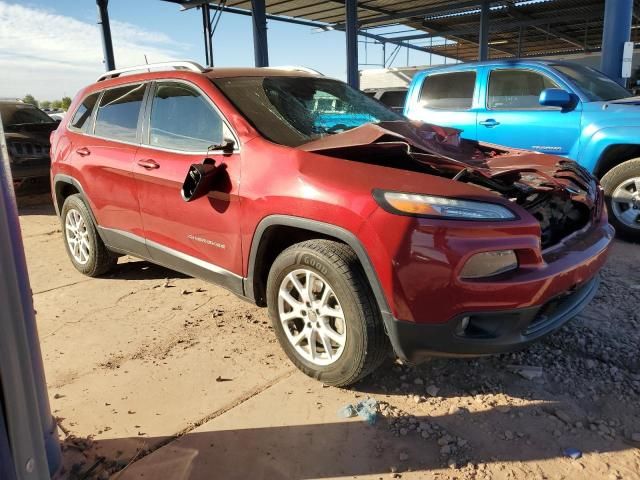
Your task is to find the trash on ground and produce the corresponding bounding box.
[337,398,378,424]
[507,365,544,380]
[563,447,582,459]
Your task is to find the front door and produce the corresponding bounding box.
[476,68,582,156]
[133,81,243,290]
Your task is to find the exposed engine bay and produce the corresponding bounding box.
[302,121,600,249]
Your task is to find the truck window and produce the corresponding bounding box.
[419,71,476,110]
[488,69,559,109]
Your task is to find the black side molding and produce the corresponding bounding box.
[244,215,392,319]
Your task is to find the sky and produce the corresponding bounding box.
[0,0,449,102]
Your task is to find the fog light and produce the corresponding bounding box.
[460,250,518,279]
[456,316,470,335]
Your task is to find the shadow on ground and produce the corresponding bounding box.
[62,401,639,480]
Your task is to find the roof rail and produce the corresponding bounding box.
[96,61,206,82]
[264,66,324,76]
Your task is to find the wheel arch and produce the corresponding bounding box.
[594,143,640,179]
[245,215,391,319]
[53,174,99,228]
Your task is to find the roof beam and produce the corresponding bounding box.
[504,2,584,49]
[339,0,488,28]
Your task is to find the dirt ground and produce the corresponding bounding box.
[17,196,640,480]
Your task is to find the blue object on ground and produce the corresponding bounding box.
[563,447,582,459]
[337,398,378,425]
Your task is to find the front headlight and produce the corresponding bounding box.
[374,190,516,220]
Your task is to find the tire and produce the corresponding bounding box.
[266,239,389,387]
[61,194,117,276]
[600,158,640,241]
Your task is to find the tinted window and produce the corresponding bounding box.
[488,69,559,109]
[149,83,223,151]
[419,71,476,110]
[94,84,145,142]
[70,93,100,131]
[379,90,407,109]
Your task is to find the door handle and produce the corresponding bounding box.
[479,119,500,128]
[75,147,91,157]
[137,158,160,170]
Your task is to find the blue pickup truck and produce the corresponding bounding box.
[404,60,640,239]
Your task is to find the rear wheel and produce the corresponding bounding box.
[61,194,117,276]
[601,158,640,241]
[266,239,389,387]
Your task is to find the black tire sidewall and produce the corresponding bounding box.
[267,246,368,385]
[61,195,102,276]
[601,158,640,241]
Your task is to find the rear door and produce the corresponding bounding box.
[133,80,243,289]
[71,83,147,242]
[476,68,581,155]
[405,69,478,140]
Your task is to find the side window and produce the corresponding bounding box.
[149,82,224,151]
[69,92,100,132]
[94,84,146,143]
[379,91,407,109]
[488,69,559,109]
[419,71,476,110]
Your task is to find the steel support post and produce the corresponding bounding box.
[251,0,269,67]
[96,0,115,71]
[478,0,490,61]
[600,0,633,85]
[346,0,359,88]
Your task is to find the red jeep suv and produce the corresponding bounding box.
[50,62,613,386]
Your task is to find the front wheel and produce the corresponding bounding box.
[601,158,640,241]
[266,240,389,387]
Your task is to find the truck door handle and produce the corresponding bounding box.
[479,119,500,128]
[75,147,91,157]
[137,158,160,170]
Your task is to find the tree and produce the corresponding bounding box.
[22,94,38,107]
[61,96,72,110]
[51,100,63,110]
[40,100,52,110]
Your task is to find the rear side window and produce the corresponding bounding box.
[488,69,559,109]
[379,90,407,109]
[149,82,223,151]
[94,84,145,143]
[419,71,476,110]
[70,93,100,131]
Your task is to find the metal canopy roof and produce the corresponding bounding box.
[162,0,639,62]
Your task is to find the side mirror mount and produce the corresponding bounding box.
[539,88,572,108]
[181,158,219,202]
[210,137,235,154]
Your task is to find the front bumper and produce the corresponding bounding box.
[10,157,51,181]
[384,274,600,362]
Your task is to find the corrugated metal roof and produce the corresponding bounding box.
[163,0,640,62]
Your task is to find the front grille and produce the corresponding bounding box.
[9,141,49,158]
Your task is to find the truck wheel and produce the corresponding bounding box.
[61,194,117,276]
[266,239,389,387]
[601,158,640,241]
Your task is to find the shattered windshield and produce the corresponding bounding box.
[212,76,403,147]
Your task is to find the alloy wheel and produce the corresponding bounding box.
[65,208,91,264]
[277,268,346,366]
[611,177,640,230]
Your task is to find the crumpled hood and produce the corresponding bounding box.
[301,121,601,233]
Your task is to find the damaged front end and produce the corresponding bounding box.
[301,121,603,249]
